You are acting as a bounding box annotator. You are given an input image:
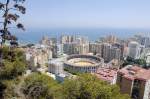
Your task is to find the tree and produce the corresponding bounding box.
[0,46,27,99]
[21,73,61,99]
[0,82,6,98]
[0,47,26,80]
[0,59,26,80]
[62,74,130,99]
[1,79,20,99]
[134,59,146,66]
[0,0,26,46]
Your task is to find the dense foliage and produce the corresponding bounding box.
[0,47,27,98]
[62,74,130,99]
[0,47,26,80]
[21,73,129,99]
[22,73,61,99]
[1,68,130,99]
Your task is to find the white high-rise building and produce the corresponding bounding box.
[102,43,122,62]
[110,47,121,61]
[61,35,89,55]
[128,41,141,59]
[48,58,64,75]
[102,43,111,62]
[141,37,150,48]
[89,43,102,56]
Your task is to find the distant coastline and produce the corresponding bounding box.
[12,27,150,44]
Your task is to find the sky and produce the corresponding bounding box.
[20,0,150,29]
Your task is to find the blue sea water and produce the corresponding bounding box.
[12,28,150,44]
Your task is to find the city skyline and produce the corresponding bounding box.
[0,1,150,99]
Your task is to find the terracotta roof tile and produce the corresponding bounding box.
[118,65,150,81]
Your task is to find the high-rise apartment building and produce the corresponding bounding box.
[40,36,57,58]
[102,43,112,62]
[60,35,76,44]
[140,37,150,48]
[63,43,77,55]
[76,43,89,54]
[48,58,64,74]
[106,35,117,44]
[110,47,121,61]
[128,41,141,59]
[117,65,150,99]
[89,43,102,56]
[61,35,89,55]
[101,43,121,62]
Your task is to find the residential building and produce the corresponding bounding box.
[102,43,122,62]
[102,43,111,62]
[106,35,117,44]
[128,41,141,59]
[89,43,102,56]
[48,58,64,74]
[95,67,118,84]
[25,44,52,70]
[61,35,89,55]
[40,36,57,58]
[76,43,89,54]
[117,65,150,99]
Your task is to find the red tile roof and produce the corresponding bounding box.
[94,67,118,83]
[118,65,150,81]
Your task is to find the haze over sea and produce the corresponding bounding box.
[13,28,150,44]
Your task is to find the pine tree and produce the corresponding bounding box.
[0,0,26,46]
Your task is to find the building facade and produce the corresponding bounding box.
[117,65,150,99]
[61,35,89,55]
[48,58,64,74]
[128,41,141,59]
[89,43,102,56]
[25,44,52,70]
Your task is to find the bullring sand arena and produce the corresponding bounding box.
[74,61,94,66]
[64,54,104,73]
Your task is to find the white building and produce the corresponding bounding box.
[128,41,141,59]
[48,57,65,74]
[25,44,53,70]
[102,43,111,62]
[110,47,121,61]
[89,43,102,55]
[141,37,150,48]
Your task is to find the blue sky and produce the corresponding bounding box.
[14,0,150,29]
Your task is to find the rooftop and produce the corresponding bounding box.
[94,67,118,84]
[118,65,150,81]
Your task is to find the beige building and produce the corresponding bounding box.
[102,43,111,62]
[106,35,117,44]
[60,35,76,44]
[62,35,89,55]
[40,36,57,58]
[76,43,89,54]
[25,45,52,70]
[89,43,102,56]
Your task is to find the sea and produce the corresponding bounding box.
[12,28,150,44]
